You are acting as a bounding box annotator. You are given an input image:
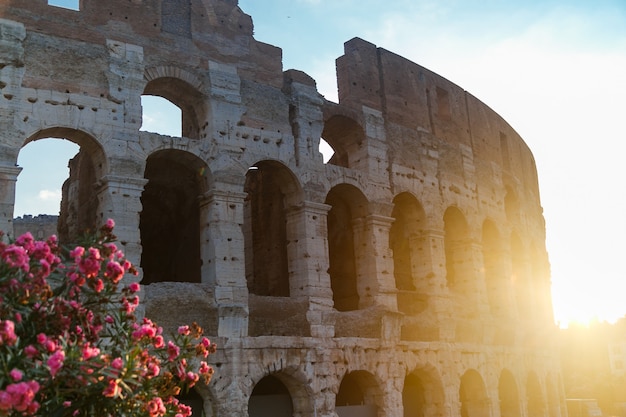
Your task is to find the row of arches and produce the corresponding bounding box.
[11,133,548,322]
[187,365,562,417]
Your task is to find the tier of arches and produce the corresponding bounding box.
[184,364,562,417]
[8,129,551,326]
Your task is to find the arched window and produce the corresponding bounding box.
[248,375,293,417]
[336,371,380,417]
[244,161,300,297]
[459,370,489,417]
[499,370,521,417]
[325,184,368,311]
[140,150,208,284]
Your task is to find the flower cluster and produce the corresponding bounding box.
[0,220,216,417]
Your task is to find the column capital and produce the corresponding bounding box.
[96,174,148,192]
[0,165,23,179]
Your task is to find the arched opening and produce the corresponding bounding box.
[402,369,445,417]
[459,370,490,417]
[319,138,335,163]
[482,220,508,316]
[325,184,368,311]
[321,114,365,168]
[248,375,293,417]
[140,150,207,284]
[244,161,301,297]
[390,193,427,314]
[527,373,545,417]
[403,374,426,417]
[443,207,470,288]
[499,369,521,417]
[178,388,206,417]
[336,371,380,417]
[143,76,205,139]
[14,130,102,245]
[141,95,182,137]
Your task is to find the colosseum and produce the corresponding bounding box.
[0,1,564,416]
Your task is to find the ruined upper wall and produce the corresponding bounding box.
[335,37,540,203]
[0,0,283,89]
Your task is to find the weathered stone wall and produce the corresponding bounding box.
[0,1,563,416]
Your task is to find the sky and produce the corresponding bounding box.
[15,0,626,328]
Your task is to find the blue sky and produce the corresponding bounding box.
[15,0,626,327]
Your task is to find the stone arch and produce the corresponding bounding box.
[244,160,303,297]
[527,372,545,417]
[499,369,521,417]
[482,219,509,316]
[143,69,207,140]
[336,370,382,417]
[403,366,446,417]
[20,128,107,243]
[443,206,470,288]
[139,149,210,284]
[321,113,365,168]
[325,183,369,311]
[459,369,490,417]
[390,192,427,314]
[248,371,313,417]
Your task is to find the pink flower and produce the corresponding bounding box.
[47,350,65,377]
[24,345,38,358]
[1,381,40,413]
[15,232,34,251]
[82,345,100,360]
[2,246,30,272]
[102,379,121,398]
[146,397,166,417]
[177,325,190,336]
[0,320,17,346]
[111,357,123,370]
[128,282,140,293]
[167,341,180,361]
[9,369,23,382]
[105,261,124,283]
[104,218,115,230]
[153,335,164,348]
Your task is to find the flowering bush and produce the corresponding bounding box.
[0,220,215,417]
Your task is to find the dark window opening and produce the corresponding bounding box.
[249,376,293,417]
[140,151,202,284]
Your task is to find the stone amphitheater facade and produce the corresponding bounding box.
[0,1,564,416]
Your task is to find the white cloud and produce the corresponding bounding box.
[38,189,62,201]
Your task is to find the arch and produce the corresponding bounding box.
[19,128,106,243]
[139,149,210,284]
[321,114,365,168]
[459,369,490,417]
[325,184,369,311]
[527,372,545,417]
[482,220,509,316]
[248,375,293,417]
[244,160,302,297]
[143,73,206,140]
[336,370,382,417]
[443,206,470,288]
[499,369,521,417]
[403,367,446,417]
[390,192,427,314]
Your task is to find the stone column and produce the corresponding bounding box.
[0,165,22,238]
[352,214,397,310]
[200,189,248,338]
[285,201,334,337]
[95,174,147,271]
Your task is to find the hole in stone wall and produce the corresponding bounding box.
[140,150,203,284]
[141,95,182,137]
[244,162,290,297]
[14,138,91,243]
[47,0,79,11]
[248,376,293,417]
[319,138,335,164]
